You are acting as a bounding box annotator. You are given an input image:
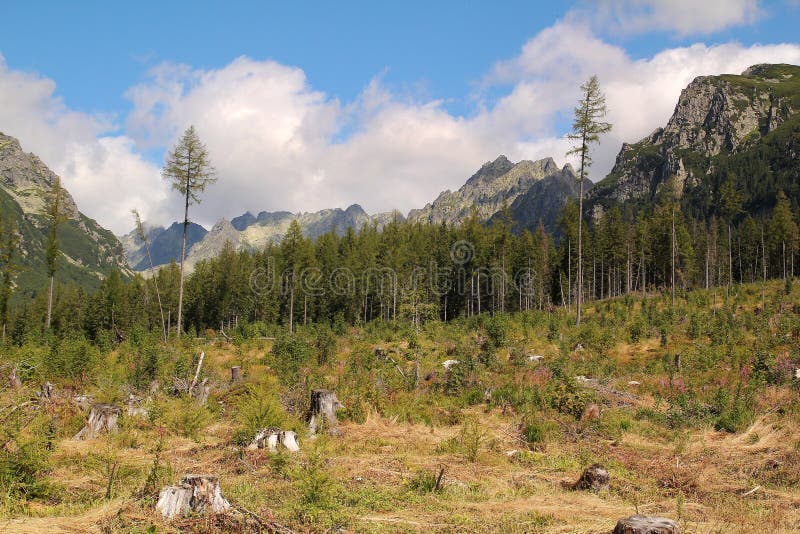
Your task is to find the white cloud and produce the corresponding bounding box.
[578,0,763,36]
[483,20,800,183]
[0,55,164,234]
[3,14,800,238]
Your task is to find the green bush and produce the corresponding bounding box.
[46,335,100,380]
[270,334,313,381]
[236,384,289,438]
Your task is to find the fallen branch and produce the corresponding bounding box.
[741,485,762,497]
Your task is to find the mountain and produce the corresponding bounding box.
[0,132,131,295]
[120,222,208,271]
[122,155,578,271]
[588,64,800,218]
[493,163,580,235]
[407,155,576,228]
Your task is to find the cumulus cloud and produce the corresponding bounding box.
[0,54,164,234]
[576,0,763,36]
[484,20,800,182]
[3,14,800,236]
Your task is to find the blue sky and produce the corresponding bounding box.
[1,1,799,233]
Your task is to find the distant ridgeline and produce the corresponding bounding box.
[2,64,800,335]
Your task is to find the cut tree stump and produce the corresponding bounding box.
[246,428,301,452]
[308,389,344,434]
[72,394,94,410]
[8,367,21,389]
[74,403,122,440]
[156,474,231,519]
[613,515,680,534]
[279,430,300,452]
[125,394,147,417]
[231,366,242,382]
[40,381,54,400]
[572,463,609,491]
[247,427,281,451]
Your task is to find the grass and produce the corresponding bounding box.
[2,279,800,531]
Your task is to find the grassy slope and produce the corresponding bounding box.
[2,280,800,532]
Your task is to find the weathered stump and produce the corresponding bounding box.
[195,379,211,405]
[581,403,601,422]
[40,381,54,400]
[72,394,94,410]
[231,366,242,382]
[279,430,300,452]
[247,427,281,451]
[308,389,344,434]
[156,474,230,519]
[8,367,21,389]
[572,463,609,491]
[125,394,147,418]
[74,403,121,440]
[613,515,680,534]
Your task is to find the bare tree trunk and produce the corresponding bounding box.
[46,275,54,329]
[176,179,190,336]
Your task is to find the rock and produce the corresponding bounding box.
[156,474,230,519]
[308,389,344,434]
[613,514,680,534]
[573,464,609,491]
[442,359,460,370]
[74,403,121,440]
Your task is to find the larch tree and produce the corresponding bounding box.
[567,75,611,325]
[162,126,216,335]
[45,176,67,330]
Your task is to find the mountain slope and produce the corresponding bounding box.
[0,132,131,295]
[407,155,575,227]
[588,64,800,218]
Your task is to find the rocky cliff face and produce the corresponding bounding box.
[0,132,131,293]
[589,64,799,212]
[408,155,572,225]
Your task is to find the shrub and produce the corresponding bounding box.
[407,468,443,494]
[46,335,100,380]
[166,398,212,440]
[236,384,289,439]
[484,314,510,348]
[314,326,337,366]
[270,334,313,381]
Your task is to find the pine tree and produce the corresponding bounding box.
[0,217,19,341]
[161,126,216,335]
[567,75,611,325]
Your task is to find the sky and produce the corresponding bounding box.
[1,0,800,234]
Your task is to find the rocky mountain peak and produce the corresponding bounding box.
[0,132,79,220]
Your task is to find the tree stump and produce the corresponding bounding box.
[40,381,54,400]
[279,430,300,452]
[581,403,601,422]
[309,389,344,434]
[572,463,609,491]
[8,367,21,389]
[156,474,230,519]
[231,366,242,382]
[74,404,121,440]
[125,394,147,418]
[72,394,94,410]
[613,515,680,534]
[195,379,211,405]
[247,427,281,451]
